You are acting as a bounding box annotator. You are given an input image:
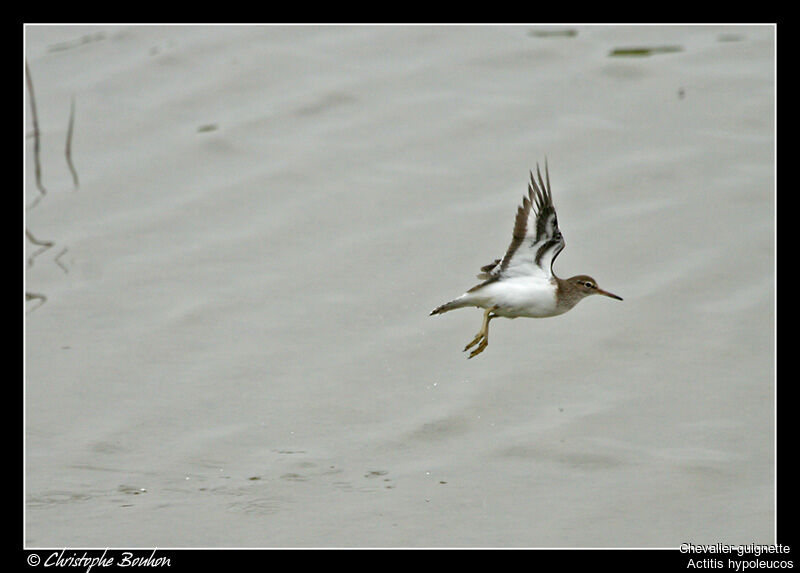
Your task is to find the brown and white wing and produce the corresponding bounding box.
[478,162,565,281]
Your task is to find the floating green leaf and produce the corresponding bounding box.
[609,45,684,57]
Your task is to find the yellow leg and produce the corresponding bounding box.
[463,307,497,358]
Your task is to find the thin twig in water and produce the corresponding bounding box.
[66,95,79,189]
[26,292,47,314]
[55,247,69,273]
[25,61,46,210]
[26,228,54,269]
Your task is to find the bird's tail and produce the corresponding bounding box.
[429,296,469,316]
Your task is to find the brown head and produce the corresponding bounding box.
[557,274,623,311]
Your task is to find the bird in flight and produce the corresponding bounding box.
[430,161,622,358]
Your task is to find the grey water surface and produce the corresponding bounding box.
[25,24,774,547]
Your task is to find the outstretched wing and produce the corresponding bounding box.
[477,161,565,282]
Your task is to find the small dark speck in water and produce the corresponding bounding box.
[197,124,219,133]
[248,476,261,481]
[609,46,683,57]
[528,29,578,38]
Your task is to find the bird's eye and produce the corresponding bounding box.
[584,282,594,288]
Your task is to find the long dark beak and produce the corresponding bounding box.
[597,288,623,301]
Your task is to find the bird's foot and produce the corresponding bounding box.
[463,307,496,359]
[463,331,483,352]
[468,338,489,358]
[464,333,489,358]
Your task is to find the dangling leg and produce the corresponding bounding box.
[463,306,498,358]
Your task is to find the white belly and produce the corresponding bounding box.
[465,277,563,318]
